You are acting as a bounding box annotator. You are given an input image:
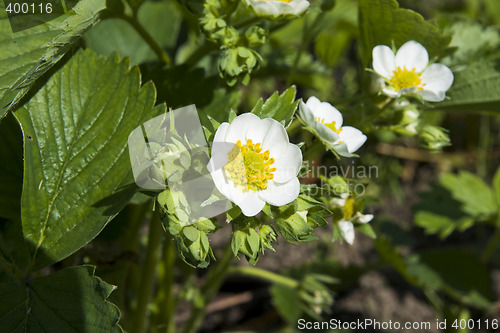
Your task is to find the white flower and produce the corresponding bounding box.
[372,41,454,102]
[299,97,367,157]
[331,194,373,245]
[244,0,310,19]
[208,113,303,217]
[338,212,373,245]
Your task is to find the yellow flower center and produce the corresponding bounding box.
[224,139,276,191]
[390,66,424,91]
[315,117,342,134]
[343,197,355,220]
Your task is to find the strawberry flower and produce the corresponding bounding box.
[372,41,454,102]
[299,97,367,157]
[208,113,302,216]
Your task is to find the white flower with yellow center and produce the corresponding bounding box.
[208,113,303,217]
[244,0,310,19]
[299,97,367,157]
[372,41,454,102]
[331,194,373,245]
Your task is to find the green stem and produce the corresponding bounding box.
[364,98,396,125]
[477,115,490,179]
[481,216,500,264]
[118,14,172,68]
[286,17,308,87]
[182,244,235,333]
[133,208,164,333]
[227,266,299,288]
[286,12,325,87]
[163,231,176,333]
[303,140,326,161]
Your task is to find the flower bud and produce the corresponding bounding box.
[418,125,451,151]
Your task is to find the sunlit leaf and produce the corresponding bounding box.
[434,61,500,113]
[85,0,181,65]
[15,49,163,271]
[358,0,450,66]
[0,0,106,118]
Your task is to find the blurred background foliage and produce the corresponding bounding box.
[1,0,500,331]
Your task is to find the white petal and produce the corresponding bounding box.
[247,0,309,17]
[258,177,300,206]
[305,96,323,111]
[225,113,262,143]
[356,212,374,224]
[330,197,347,207]
[272,143,302,183]
[247,118,273,144]
[261,119,289,153]
[372,45,396,78]
[209,168,232,200]
[382,87,400,98]
[338,126,367,153]
[419,63,454,102]
[418,90,445,102]
[233,190,266,216]
[207,141,236,172]
[299,100,315,125]
[315,122,340,143]
[338,221,355,245]
[307,99,343,127]
[213,122,229,143]
[395,41,429,72]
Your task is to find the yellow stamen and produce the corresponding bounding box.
[314,117,342,134]
[224,139,276,192]
[390,66,424,91]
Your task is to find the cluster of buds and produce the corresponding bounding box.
[200,0,267,85]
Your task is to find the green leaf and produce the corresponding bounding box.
[15,50,163,270]
[434,61,500,113]
[0,265,121,332]
[275,212,315,243]
[440,171,496,217]
[415,211,474,239]
[356,223,376,239]
[358,0,450,67]
[270,284,301,324]
[315,31,352,68]
[85,0,181,65]
[0,114,23,220]
[493,167,500,208]
[414,183,476,238]
[251,86,299,127]
[0,0,106,118]
[418,249,493,302]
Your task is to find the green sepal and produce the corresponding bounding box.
[251,86,298,127]
[231,216,276,264]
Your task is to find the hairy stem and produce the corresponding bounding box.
[481,216,500,264]
[227,265,299,288]
[183,244,235,333]
[163,231,177,333]
[118,14,173,67]
[133,208,164,333]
